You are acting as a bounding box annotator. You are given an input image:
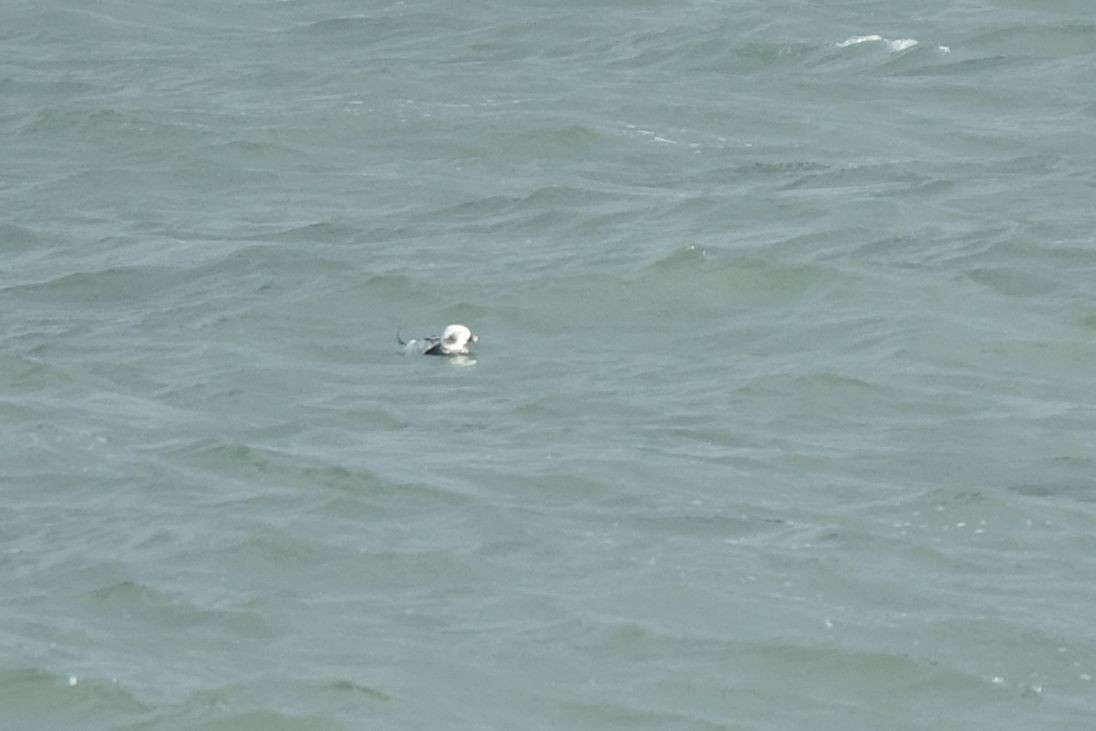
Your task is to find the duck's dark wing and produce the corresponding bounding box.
[423,340,447,356]
[399,333,441,354]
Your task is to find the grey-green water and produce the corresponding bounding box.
[3,1,1096,729]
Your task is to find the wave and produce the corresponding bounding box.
[0,667,150,721]
[836,35,931,53]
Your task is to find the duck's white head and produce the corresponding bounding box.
[439,324,478,355]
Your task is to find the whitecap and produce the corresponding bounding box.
[836,34,883,48]
[887,38,918,52]
[836,35,920,53]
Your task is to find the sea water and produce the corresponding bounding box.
[2,0,1095,728]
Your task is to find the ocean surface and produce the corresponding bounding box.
[3,0,1096,728]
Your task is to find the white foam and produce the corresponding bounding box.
[837,34,883,48]
[837,35,920,53]
[887,38,918,52]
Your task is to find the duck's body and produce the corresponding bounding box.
[398,324,478,356]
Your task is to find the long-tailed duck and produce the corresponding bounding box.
[398,324,479,356]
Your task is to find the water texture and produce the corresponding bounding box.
[2,0,1095,729]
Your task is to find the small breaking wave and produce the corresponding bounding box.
[837,35,950,54]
